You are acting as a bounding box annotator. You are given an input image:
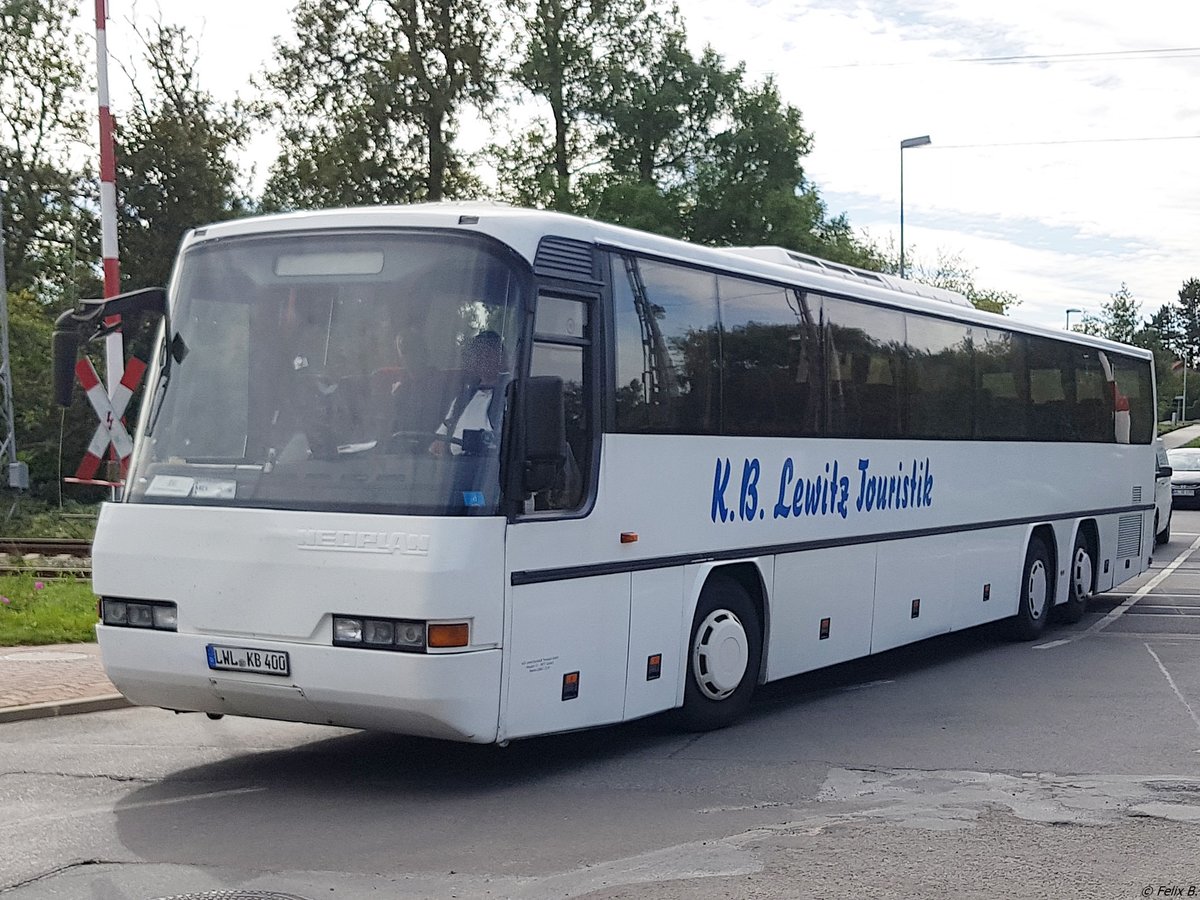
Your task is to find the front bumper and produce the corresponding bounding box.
[97,625,502,743]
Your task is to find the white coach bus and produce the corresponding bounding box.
[53,204,1157,743]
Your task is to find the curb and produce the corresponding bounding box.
[0,694,132,724]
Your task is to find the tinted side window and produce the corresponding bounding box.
[720,277,822,437]
[975,329,1028,439]
[613,256,719,434]
[1026,336,1072,441]
[824,297,906,439]
[1070,346,1112,442]
[1109,353,1154,444]
[905,316,972,439]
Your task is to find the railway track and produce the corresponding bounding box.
[0,538,92,558]
[0,538,92,579]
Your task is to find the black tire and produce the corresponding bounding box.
[676,576,762,732]
[1155,511,1171,546]
[1008,536,1054,640]
[1058,531,1093,624]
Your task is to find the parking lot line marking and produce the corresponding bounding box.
[1033,639,1070,650]
[1082,534,1200,639]
[1119,610,1200,618]
[1145,642,1200,736]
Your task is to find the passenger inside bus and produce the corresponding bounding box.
[429,330,510,456]
[370,328,439,442]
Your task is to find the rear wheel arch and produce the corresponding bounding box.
[675,562,768,731]
[708,562,769,681]
[1073,520,1099,585]
[1031,523,1059,579]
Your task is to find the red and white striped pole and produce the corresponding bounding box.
[95,0,123,391]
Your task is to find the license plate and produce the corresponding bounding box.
[1173,486,1194,496]
[206,644,290,676]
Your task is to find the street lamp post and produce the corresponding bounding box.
[1065,308,1083,331]
[899,135,931,279]
[1182,351,1189,423]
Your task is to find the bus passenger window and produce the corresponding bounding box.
[720,279,822,437]
[613,257,719,435]
[823,296,905,439]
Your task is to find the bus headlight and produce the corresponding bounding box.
[394,621,425,650]
[331,615,470,652]
[152,605,178,630]
[100,598,177,631]
[127,604,154,628]
[333,616,363,643]
[101,600,128,626]
[363,619,395,645]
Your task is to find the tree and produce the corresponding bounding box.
[688,74,814,247]
[0,0,106,497]
[260,0,498,210]
[1174,278,1200,365]
[0,0,97,301]
[501,0,647,211]
[492,3,888,265]
[586,17,882,264]
[901,250,1019,315]
[116,20,251,292]
[1155,278,1200,420]
[1081,283,1141,344]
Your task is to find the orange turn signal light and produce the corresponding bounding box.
[620,532,638,543]
[427,623,470,648]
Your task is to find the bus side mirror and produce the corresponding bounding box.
[1159,465,1173,478]
[51,287,168,407]
[523,375,565,494]
[51,313,81,407]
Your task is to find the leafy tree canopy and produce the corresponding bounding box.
[116,20,252,292]
[259,0,497,210]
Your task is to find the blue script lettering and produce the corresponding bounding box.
[711,457,732,523]
[856,457,934,512]
[771,457,850,520]
[717,455,932,526]
[773,458,795,519]
[740,458,762,521]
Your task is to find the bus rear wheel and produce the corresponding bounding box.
[676,576,762,732]
[1058,532,1093,624]
[1009,535,1054,640]
[1155,511,1171,546]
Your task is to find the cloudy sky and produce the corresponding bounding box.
[98,0,1200,331]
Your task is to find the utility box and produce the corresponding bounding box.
[7,461,28,490]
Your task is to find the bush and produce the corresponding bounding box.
[0,497,98,539]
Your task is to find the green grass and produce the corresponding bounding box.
[0,575,98,646]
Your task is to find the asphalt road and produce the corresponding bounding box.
[3,515,1200,900]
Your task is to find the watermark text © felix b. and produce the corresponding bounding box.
[1142,886,1200,897]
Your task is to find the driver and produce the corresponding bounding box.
[430,330,508,456]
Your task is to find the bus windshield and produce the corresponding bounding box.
[126,229,525,516]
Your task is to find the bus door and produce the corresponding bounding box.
[502,287,638,739]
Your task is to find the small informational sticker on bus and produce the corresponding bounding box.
[206,644,290,677]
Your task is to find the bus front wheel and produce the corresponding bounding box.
[676,576,762,732]
[1009,536,1054,640]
